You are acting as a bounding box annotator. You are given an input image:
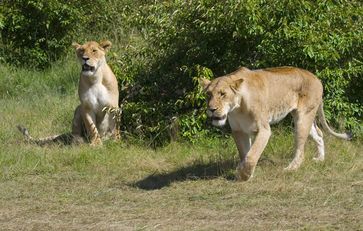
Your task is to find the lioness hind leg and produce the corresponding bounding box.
[106,112,120,140]
[285,109,317,171]
[97,112,120,140]
[309,122,325,161]
[71,105,86,144]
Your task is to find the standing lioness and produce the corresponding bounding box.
[200,67,351,181]
[18,40,119,145]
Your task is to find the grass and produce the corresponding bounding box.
[0,60,362,230]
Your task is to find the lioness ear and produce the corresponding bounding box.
[231,78,244,93]
[72,42,81,50]
[100,40,112,51]
[199,78,211,91]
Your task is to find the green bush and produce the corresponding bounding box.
[0,0,133,69]
[114,0,362,142]
[1,0,82,68]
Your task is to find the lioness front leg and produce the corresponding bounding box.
[236,124,271,181]
[232,130,251,161]
[81,107,102,146]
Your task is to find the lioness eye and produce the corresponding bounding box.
[206,92,212,99]
[220,92,226,97]
[92,49,97,53]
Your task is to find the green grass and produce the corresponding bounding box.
[0,61,362,230]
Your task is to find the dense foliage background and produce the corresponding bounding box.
[1,0,362,143]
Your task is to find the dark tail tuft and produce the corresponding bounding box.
[346,131,353,141]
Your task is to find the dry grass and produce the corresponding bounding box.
[0,62,362,230]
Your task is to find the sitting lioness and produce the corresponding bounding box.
[18,40,119,146]
[200,67,351,181]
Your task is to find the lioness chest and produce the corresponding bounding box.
[80,83,111,112]
[228,111,258,134]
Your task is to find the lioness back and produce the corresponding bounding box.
[236,67,323,123]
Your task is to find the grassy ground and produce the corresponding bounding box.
[0,61,362,230]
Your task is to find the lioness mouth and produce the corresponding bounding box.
[212,115,227,121]
[82,64,95,72]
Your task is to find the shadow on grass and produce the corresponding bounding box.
[131,156,277,190]
[131,159,237,190]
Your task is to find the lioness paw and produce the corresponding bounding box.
[236,170,252,181]
[313,156,324,162]
[283,165,299,171]
[236,162,255,181]
[90,137,102,146]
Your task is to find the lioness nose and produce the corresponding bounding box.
[82,56,89,61]
[209,108,217,113]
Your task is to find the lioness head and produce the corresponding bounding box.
[200,77,243,126]
[72,40,112,76]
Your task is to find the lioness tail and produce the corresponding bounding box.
[317,104,352,140]
[16,125,75,145]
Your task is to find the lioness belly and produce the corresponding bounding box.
[267,92,298,124]
[268,109,291,124]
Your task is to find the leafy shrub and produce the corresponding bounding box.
[0,0,133,69]
[1,1,82,68]
[114,0,362,142]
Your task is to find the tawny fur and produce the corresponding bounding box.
[201,66,351,181]
[18,40,119,146]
